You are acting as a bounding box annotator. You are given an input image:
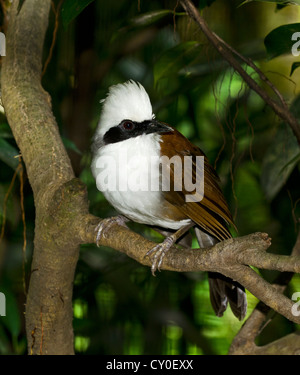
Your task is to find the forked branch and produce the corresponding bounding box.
[229,231,300,354]
[78,214,300,324]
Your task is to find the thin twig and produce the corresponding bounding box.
[42,0,63,77]
[212,31,288,110]
[179,0,300,145]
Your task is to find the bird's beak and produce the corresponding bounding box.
[149,121,173,134]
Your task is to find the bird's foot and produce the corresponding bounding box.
[95,215,129,246]
[145,234,176,276]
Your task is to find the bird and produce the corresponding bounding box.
[91,80,247,320]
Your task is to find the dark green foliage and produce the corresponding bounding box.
[61,0,96,29]
[264,23,300,59]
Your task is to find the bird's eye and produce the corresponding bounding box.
[122,120,134,131]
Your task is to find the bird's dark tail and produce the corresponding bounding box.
[194,227,247,320]
[208,272,247,320]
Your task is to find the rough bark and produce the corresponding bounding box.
[1,0,88,354]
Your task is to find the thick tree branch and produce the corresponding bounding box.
[1,0,85,354]
[78,216,300,324]
[179,0,300,146]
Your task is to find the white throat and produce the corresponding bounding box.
[91,133,190,230]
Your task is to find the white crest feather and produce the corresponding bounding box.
[95,80,154,140]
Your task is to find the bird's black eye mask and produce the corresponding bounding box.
[103,119,173,145]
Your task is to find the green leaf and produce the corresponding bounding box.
[129,10,179,27]
[153,42,201,86]
[61,0,95,29]
[0,123,13,139]
[279,151,300,172]
[261,96,300,200]
[17,0,26,13]
[61,136,82,155]
[264,23,300,59]
[261,126,299,200]
[290,61,300,76]
[276,4,289,9]
[0,138,19,170]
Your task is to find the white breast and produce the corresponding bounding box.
[91,133,191,230]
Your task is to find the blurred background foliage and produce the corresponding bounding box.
[0,0,300,355]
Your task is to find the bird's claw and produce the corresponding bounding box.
[145,235,175,276]
[95,215,128,246]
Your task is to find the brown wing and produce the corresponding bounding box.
[160,127,235,241]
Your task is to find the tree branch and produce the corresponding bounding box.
[1,0,85,354]
[78,216,300,324]
[229,231,300,354]
[179,0,300,146]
